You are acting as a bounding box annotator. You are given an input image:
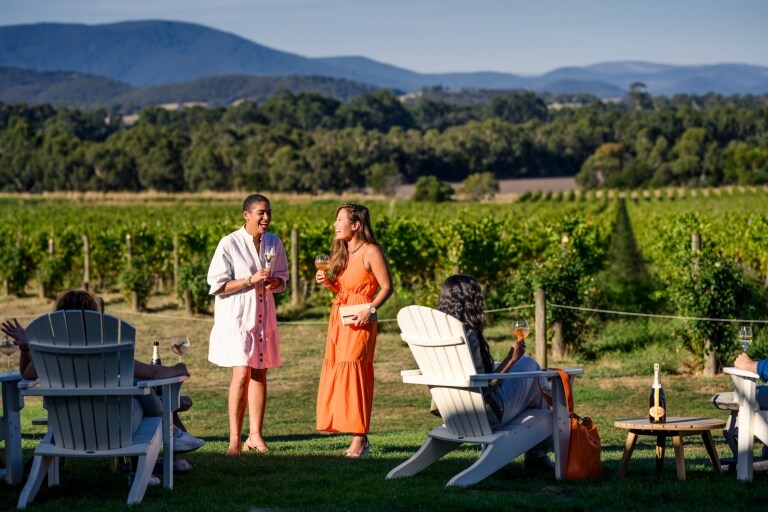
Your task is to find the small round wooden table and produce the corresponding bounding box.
[613,417,725,480]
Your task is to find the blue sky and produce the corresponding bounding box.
[2,0,767,75]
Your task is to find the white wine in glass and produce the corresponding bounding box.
[512,319,530,340]
[264,246,276,269]
[315,254,330,271]
[739,325,753,352]
[170,336,190,362]
[1,335,18,373]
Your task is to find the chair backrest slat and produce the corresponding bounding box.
[398,305,492,437]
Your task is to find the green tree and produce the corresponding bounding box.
[459,172,499,201]
[412,175,454,202]
[336,90,416,132]
[628,82,654,111]
[487,91,548,124]
[365,162,401,196]
[575,142,625,189]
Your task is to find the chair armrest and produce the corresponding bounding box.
[136,375,189,388]
[400,369,422,377]
[470,368,583,385]
[17,378,38,390]
[21,386,151,397]
[138,375,188,416]
[402,375,476,387]
[724,367,760,380]
[403,368,584,388]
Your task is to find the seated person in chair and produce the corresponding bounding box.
[1,290,205,472]
[436,274,553,471]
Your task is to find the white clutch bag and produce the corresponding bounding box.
[339,303,376,326]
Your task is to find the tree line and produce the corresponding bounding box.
[1,86,766,194]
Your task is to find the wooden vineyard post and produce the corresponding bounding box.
[39,238,54,298]
[173,233,180,297]
[82,234,90,292]
[291,229,299,305]
[534,288,547,369]
[693,231,717,377]
[185,289,193,316]
[126,233,139,311]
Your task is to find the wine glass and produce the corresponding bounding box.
[170,336,190,362]
[263,246,276,270]
[739,325,753,352]
[1,334,18,373]
[314,254,330,272]
[512,319,530,341]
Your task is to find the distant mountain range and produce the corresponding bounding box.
[1,20,767,109]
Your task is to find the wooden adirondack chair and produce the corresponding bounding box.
[17,310,184,508]
[718,367,768,481]
[386,305,583,487]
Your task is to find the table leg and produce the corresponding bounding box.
[673,435,686,480]
[701,430,723,473]
[617,431,638,478]
[655,435,666,472]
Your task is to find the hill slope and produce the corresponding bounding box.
[2,21,767,99]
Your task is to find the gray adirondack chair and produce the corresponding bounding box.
[386,305,583,487]
[716,367,768,481]
[17,310,184,508]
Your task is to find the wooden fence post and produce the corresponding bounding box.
[173,233,180,297]
[534,288,547,369]
[40,238,54,298]
[693,231,718,376]
[291,229,299,305]
[185,289,193,316]
[126,233,138,311]
[82,234,90,292]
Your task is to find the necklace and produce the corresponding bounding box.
[349,242,365,255]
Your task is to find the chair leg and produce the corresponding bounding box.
[722,410,738,459]
[17,455,54,509]
[127,436,161,505]
[386,436,459,480]
[447,429,548,487]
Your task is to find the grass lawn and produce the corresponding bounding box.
[1,292,765,511]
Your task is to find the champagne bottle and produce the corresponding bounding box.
[150,340,162,395]
[151,340,162,366]
[648,363,667,423]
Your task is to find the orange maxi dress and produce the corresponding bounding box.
[316,255,379,434]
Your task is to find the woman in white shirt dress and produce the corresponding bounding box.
[207,194,289,456]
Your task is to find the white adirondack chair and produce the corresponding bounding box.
[386,305,583,487]
[17,310,184,508]
[720,367,768,481]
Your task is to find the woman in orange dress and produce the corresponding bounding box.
[315,203,393,457]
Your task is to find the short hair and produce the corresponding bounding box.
[243,194,270,212]
[54,290,100,312]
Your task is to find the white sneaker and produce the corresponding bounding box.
[173,429,205,453]
[128,473,161,486]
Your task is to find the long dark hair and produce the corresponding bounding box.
[436,274,486,332]
[329,203,379,278]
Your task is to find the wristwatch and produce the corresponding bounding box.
[368,305,377,315]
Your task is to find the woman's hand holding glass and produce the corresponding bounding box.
[315,254,331,286]
[512,319,530,341]
[739,324,753,352]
